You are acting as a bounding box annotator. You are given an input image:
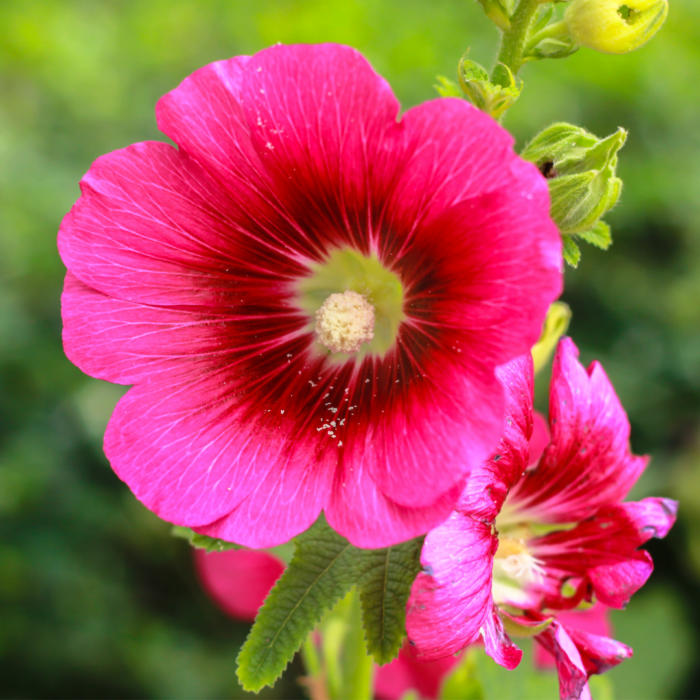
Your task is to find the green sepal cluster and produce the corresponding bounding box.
[235,517,423,692]
[521,123,624,266]
[457,54,522,120]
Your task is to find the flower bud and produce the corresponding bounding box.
[476,0,515,31]
[458,56,522,120]
[564,0,668,54]
[521,123,626,235]
[532,302,572,374]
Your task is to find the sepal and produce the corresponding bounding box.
[522,123,626,265]
[458,55,522,120]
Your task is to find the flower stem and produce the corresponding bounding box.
[493,0,543,81]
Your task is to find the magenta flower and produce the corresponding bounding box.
[59,43,561,548]
[406,339,677,700]
[194,548,284,622]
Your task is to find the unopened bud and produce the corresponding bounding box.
[532,302,572,374]
[458,56,522,120]
[476,0,515,31]
[521,123,626,235]
[564,0,668,54]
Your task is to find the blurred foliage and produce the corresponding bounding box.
[0,0,699,698]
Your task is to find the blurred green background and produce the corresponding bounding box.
[0,0,699,698]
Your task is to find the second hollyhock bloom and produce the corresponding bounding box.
[407,339,677,700]
[59,43,561,548]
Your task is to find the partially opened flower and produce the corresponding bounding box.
[406,339,677,700]
[59,43,562,549]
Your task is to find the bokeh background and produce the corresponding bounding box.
[1,0,699,698]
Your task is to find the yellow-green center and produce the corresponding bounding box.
[296,248,405,360]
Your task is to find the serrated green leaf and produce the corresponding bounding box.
[171,526,243,553]
[236,518,358,692]
[358,537,424,665]
[563,236,581,267]
[578,220,613,250]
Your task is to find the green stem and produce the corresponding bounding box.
[341,591,374,700]
[493,0,543,81]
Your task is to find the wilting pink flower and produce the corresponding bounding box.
[406,338,677,700]
[194,548,284,621]
[196,549,456,699]
[59,43,561,549]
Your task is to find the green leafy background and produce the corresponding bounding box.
[1,0,699,698]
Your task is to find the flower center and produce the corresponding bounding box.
[315,291,375,354]
[296,248,404,359]
[491,536,545,607]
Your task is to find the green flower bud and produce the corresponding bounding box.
[475,0,515,31]
[564,0,668,54]
[458,56,522,120]
[521,123,626,235]
[532,302,572,374]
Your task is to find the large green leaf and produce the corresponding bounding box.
[236,518,358,691]
[236,518,424,691]
[358,537,424,665]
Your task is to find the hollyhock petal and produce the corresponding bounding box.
[156,56,264,193]
[588,550,654,609]
[62,272,248,385]
[375,644,459,700]
[388,99,514,230]
[325,456,461,549]
[104,369,334,534]
[507,338,648,522]
[535,604,611,669]
[482,608,523,670]
[565,627,632,675]
[535,620,589,700]
[58,141,302,308]
[239,43,400,256]
[531,499,676,609]
[529,411,550,467]
[372,189,560,508]
[194,452,333,548]
[456,355,534,521]
[194,548,284,622]
[406,512,497,661]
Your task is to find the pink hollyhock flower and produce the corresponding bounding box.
[194,548,284,622]
[406,338,677,700]
[59,43,562,549]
